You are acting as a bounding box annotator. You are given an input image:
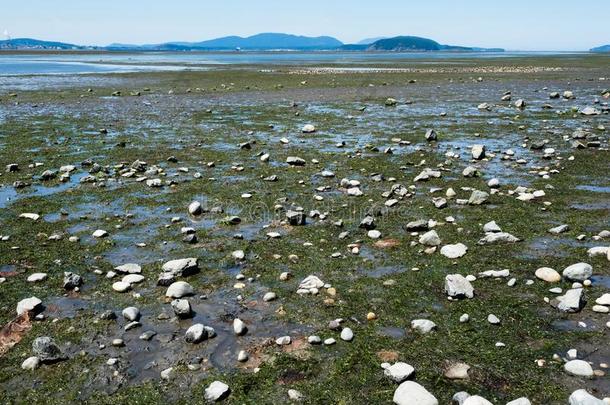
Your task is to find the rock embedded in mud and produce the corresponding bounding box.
[205,381,230,402]
[471,144,486,160]
[172,299,192,318]
[122,306,140,321]
[233,318,247,335]
[32,336,66,363]
[302,124,316,133]
[185,324,208,343]
[393,381,438,405]
[424,129,437,142]
[445,274,474,299]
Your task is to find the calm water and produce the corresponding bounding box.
[0,51,587,76]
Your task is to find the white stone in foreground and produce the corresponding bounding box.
[393,381,438,405]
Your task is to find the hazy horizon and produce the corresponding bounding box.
[2,0,609,51]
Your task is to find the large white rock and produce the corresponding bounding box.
[16,297,42,316]
[298,275,324,290]
[393,381,438,405]
[563,263,593,281]
[411,319,436,333]
[162,258,198,276]
[568,389,604,404]
[463,396,493,405]
[564,360,594,377]
[205,381,230,402]
[384,362,415,383]
[535,267,561,283]
[596,293,610,306]
[506,398,531,405]
[114,263,142,274]
[165,281,194,298]
[556,288,585,313]
[445,274,474,299]
[440,243,468,258]
[419,230,441,246]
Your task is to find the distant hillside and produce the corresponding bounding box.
[109,33,343,51]
[340,36,503,52]
[590,44,610,53]
[357,37,387,45]
[0,38,85,50]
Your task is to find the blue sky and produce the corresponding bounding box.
[1,0,608,50]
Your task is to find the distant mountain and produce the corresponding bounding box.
[0,38,86,50]
[109,33,343,51]
[340,36,503,52]
[357,37,387,45]
[590,44,610,53]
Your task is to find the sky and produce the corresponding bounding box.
[1,0,608,51]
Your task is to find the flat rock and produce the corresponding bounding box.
[440,243,468,258]
[384,362,415,383]
[16,297,42,316]
[569,389,605,404]
[478,232,520,245]
[411,319,436,333]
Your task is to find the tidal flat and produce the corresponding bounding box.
[0,54,609,404]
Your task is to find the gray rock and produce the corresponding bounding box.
[549,224,569,234]
[562,263,593,281]
[114,263,142,274]
[63,272,83,290]
[483,221,502,233]
[188,201,203,215]
[419,230,441,246]
[122,306,140,321]
[171,299,192,318]
[233,318,247,335]
[205,381,230,402]
[556,288,585,313]
[32,337,66,363]
[185,324,208,343]
[405,219,428,231]
[468,190,489,205]
[471,144,486,160]
[286,210,306,226]
[340,327,354,341]
[425,129,437,142]
[478,232,520,245]
[506,398,531,405]
[286,156,306,166]
[162,258,199,277]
